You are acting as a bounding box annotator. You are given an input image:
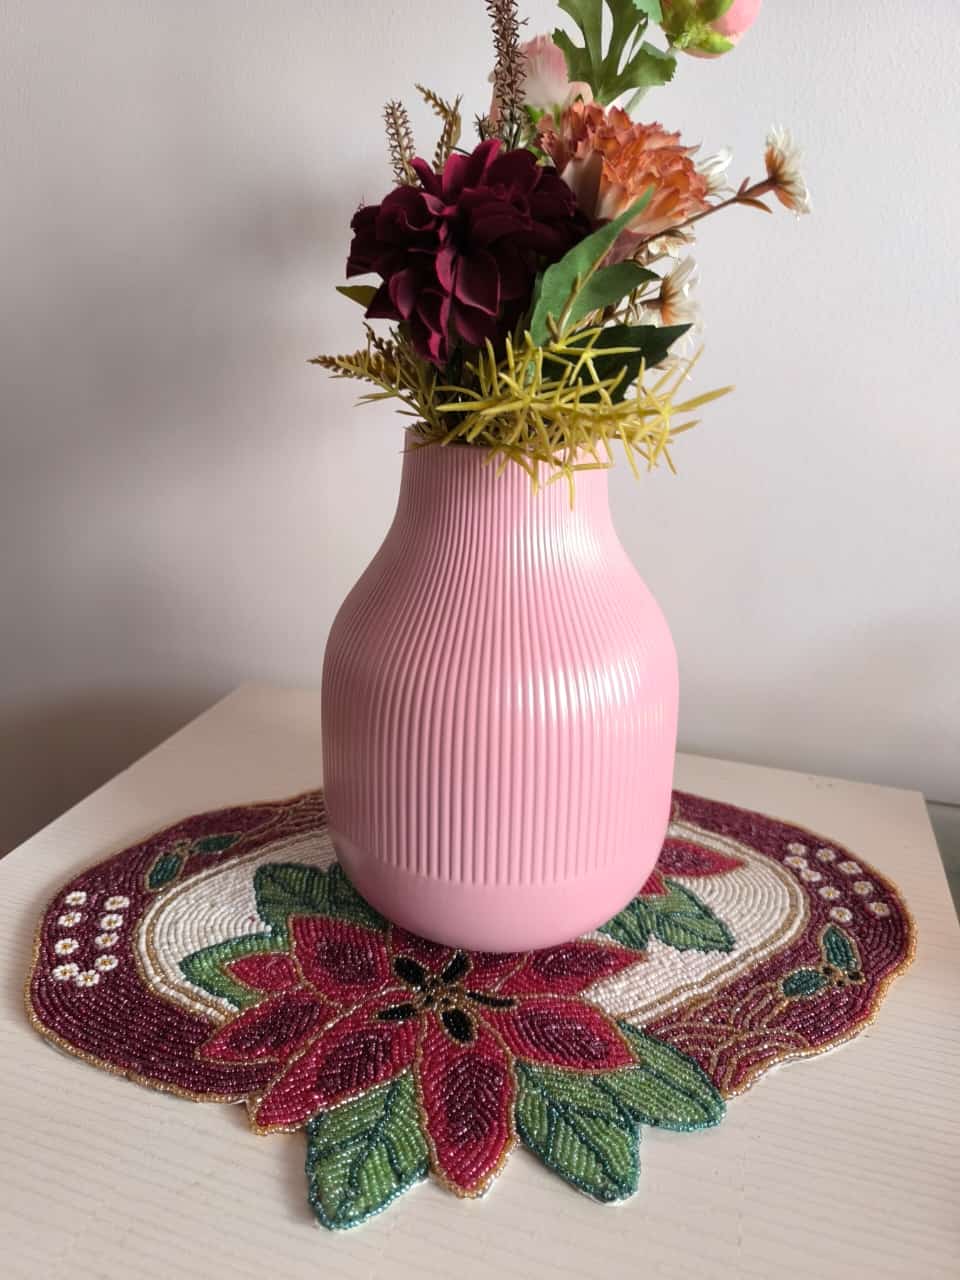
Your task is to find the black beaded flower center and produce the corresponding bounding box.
[377,950,515,1043]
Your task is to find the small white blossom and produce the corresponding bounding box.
[94,954,119,973]
[818,886,842,901]
[785,855,808,869]
[816,848,836,862]
[75,970,101,988]
[800,868,822,883]
[99,913,124,930]
[57,912,83,928]
[829,907,853,924]
[786,842,807,856]
[52,963,80,981]
[95,932,120,949]
[838,861,862,876]
[104,895,129,910]
[853,881,874,897]
[697,146,733,195]
[64,891,88,906]
[868,901,891,918]
[764,127,812,215]
[54,938,80,956]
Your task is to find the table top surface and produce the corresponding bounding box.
[1,684,958,1280]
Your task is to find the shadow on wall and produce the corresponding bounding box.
[0,689,220,855]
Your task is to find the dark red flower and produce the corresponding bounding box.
[200,916,640,1197]
[345,139,591,367]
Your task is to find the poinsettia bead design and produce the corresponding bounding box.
[199,911,648,1197]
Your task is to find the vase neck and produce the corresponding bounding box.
[393,437,617,550]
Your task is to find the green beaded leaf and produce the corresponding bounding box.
[180,933,284,1010]
[515,1062,640,1202]
[648,880,735,953]
[192,833,238,855]
[147,851,184,890]
[822,925,859,975]
[599,896,654,951]
[599,880,734,955]
[305,1072,429,1230]
[253,862,384,935]
[781,968,829,999]
[609,1024,725,1129]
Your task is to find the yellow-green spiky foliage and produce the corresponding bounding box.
[311,326,730,496]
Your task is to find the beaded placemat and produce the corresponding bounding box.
[25,790,914,1230]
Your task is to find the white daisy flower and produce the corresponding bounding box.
[800,868,822,882]
[785,855,808,869]
[818,886,842,901]
[838,861,862,876]
[697,146,733,195]
[94,955,119,973]
[786,842,807,856]
[64,891,87,906]
[829,907,853,924]
[656,257,701,331]
[103,895,130,910]
[853,881,874,897]
[57,912,83,928]
[816,848,836,862]
[54,938,80,956]
[52,963,80,981]
[95,932,120,949]
[868,901,891,918]
[99,913,123,930]
[764,127,812,215]
[75,970,101,988]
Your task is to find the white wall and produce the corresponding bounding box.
[2,0,957,852]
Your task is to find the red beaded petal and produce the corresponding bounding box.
[291,916,392,1005]
[416,1017,516,1197]
[484,996,635,1071]
[251,991,417,1132]
[199,990,331,1064]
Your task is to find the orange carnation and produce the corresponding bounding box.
[537,102,710,258]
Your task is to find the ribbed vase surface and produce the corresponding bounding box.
[321,436,678,950]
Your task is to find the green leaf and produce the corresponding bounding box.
[609,1024,725,1129]
[515,1062,639,1202]
[323,864,386,932]
[649,879,735,952]
[147,851,184,890]
[555,0,674,105]
[562,261,658,332]
[822,926,859,975]
[607,42,676,100]
[306,1071,429,1230]
[599,896,655,951]
[566,323,692,402]
[336,284,377,307]
[529,192,653,345]
[192,833,238,855]
[600,878,734,953]
[180,933,284,1009]
[253,861,385,935]
[782,968,829,999]
[557,0,603,73]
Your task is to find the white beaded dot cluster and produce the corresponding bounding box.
[781,843,886,925]
[51,890,129,988]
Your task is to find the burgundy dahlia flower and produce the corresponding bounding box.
[346,139,590,367]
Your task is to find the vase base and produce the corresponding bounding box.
[330,830,660,952]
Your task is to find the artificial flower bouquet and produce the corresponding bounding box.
[315,0,809,486]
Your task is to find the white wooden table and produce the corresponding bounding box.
[2,684,958,1279]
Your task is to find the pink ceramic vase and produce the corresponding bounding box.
[321,435,678,951]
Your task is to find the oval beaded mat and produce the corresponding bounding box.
[25,789,913,1230]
